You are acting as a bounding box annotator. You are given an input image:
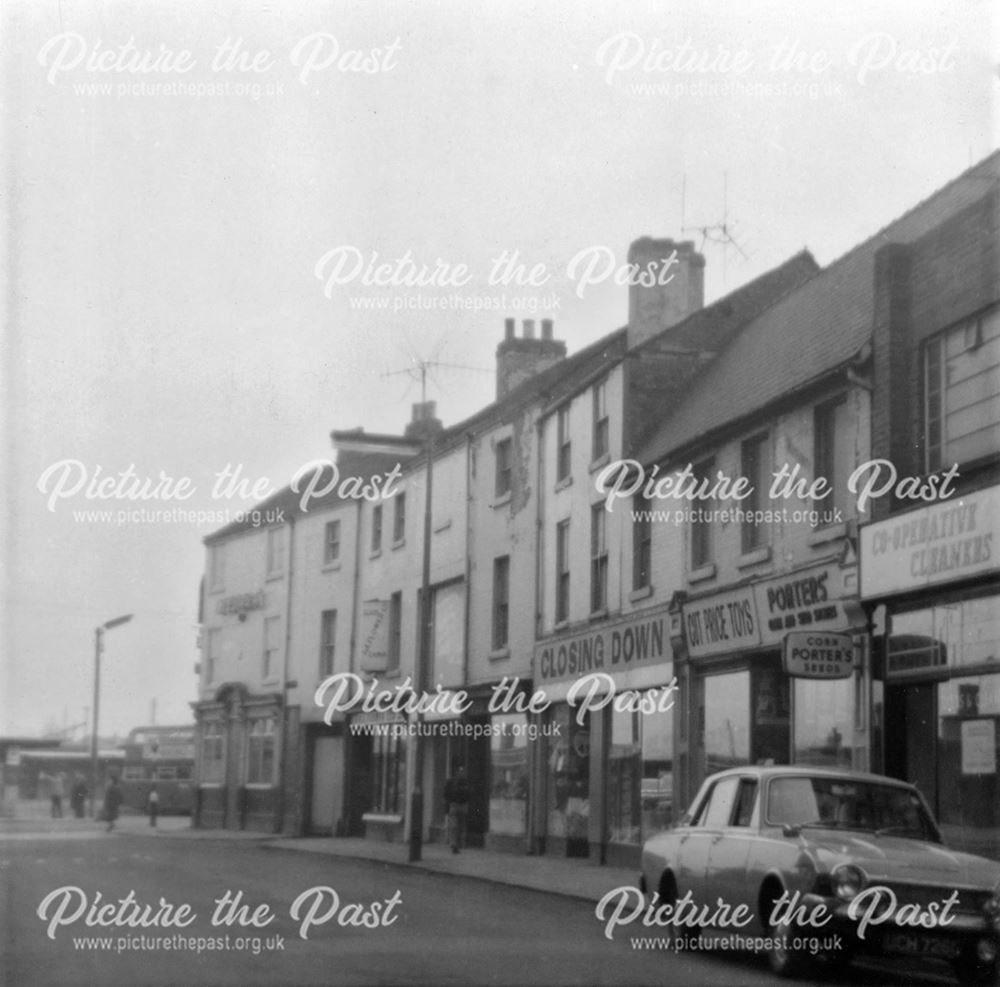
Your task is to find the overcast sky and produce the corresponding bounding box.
[2,0,995,737]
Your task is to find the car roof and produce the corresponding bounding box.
[702,765,917,789]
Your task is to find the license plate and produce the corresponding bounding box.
[882,932,960,959]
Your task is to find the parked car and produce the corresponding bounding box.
[639,766,1000,984]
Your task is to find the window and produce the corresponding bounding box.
[266,526,286,577]
[741,433,769,553]
[691,458,714,568]
[246,717,275,784]
[700,776,740,828]
[208,545,225,591]
[200,721,224,783]
[393,493,406,543]
[493,556,510,650]
[205,628,221,684]
[592,380,609,460]
[371,731,406,814]
[632,497,651,590]
[495,437,513,498]
[323,520,341,564]
[925,307,1000,471]
[814,396,849,521]
[732,779,758,827]
[387,591,402,671]
[555,520,570,623]
[320,609,337,677]
[263,616,280,680]
[371,504,383,553]
[591,504,608,613]
[556,405,571,482]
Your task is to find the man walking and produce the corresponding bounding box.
[443,766,470,854]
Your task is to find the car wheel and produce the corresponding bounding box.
[953,949,998,987]
[767,915,810,979]
[658,873,696,949]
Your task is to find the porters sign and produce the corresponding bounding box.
[783,631,854,679]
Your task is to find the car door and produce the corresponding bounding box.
[676,775,740,907]
[705,776,759,921]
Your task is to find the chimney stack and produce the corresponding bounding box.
[404,400,443,442]
[496,318,567,400]
[626,237,705,349]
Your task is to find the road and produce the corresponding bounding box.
[0,831,961,987]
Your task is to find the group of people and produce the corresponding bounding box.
[36,772,159,831]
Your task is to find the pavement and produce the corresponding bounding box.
[1,799,638,904]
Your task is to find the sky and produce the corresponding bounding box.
[1,0,996,738]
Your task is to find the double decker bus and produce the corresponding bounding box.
[120,725,195,814]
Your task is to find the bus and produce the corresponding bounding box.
[120,725,195,815]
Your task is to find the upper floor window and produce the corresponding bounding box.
[925,306,1000,471]
[266,527,286,577]
[393,493,406,543]
[371,504,383,554]
[324,520,341,565]
[205,628,221,684]
[263,615,281,680]
[591,505,608,613]
[741,434,770,553]
[493,556,510,650]
[691,457,714,569]
[555,520,571,623]
[208,545,225,591]
[495,437,513,498]
[814,395,849,521]
[592,380,609,460]
[387,591,402,671]
[632,497,652,590]
[556,406,571,482]
[320,609,337,677]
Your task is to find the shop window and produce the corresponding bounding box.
[387,591,402,672]
[495,437,512,498]
[704,670,750,774]
[793,677,852,768]
[590,505,608,613]
[204,628,221,684]
[320,609,337,678]
[246,717,275,785]
[609,704,674,845]
[492,556,509,650]
[555,520,570,623]
[632,498,651,591]
[266,526,286,577]
[393,492,406,543]
[208,545,225,591]
[592,379,609,460]
[263,616,280,680]
[324,520,341,564]
[925,306,1000,471]
[741,433,770,553]
[371,504,383,553]
[546,706,590,855]
[556,405,571,482]
[489,713,528,836]
[371,731,406,814]
[814,395,849,521]
[690,457,714,568]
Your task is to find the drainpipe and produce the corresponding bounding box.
[279,515,296,834]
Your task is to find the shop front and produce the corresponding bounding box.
[673,560,868,813]
[860,484,999,860]
[532,604,676,868]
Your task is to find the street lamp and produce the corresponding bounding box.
[90,613,132,817]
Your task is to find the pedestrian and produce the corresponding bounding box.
[102,776,123,833]
[147,784,159,828]
[443,765,470,854]
[51,772,65,818]
[71,775,87,819]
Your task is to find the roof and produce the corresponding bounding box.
[703,764,916,787]
[639,152,1000,465]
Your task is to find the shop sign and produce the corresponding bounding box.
[860,485,997,599]
[783,631,854,679]
[359,599,389,672]
[217,591,265,615]
[754,565,849,646]
[534,607,670,686]
[683,587,759,658]
[961,719,996,775]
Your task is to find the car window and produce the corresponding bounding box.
[767,777,820,825]
[732,779,758,827]
[701,776,740,828]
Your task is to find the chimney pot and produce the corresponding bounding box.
[523,319,535,339]
[504,317,515,341]
[541,319,554,341]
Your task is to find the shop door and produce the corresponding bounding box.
[345,734,373,836]
[465,722,490,848]
[884,683,937,813]
[750,656,790,766]
[309,736,342,835]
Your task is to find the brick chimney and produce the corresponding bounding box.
[404,400,443,443]
[496,318,567,399]
[626,238,705,349]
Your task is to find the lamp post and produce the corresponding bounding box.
[90,613,132,817]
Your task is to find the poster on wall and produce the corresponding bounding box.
[4,2,997,986]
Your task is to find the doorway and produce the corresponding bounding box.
[884,682,938,814]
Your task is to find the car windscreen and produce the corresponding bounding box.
[765,776,939,841]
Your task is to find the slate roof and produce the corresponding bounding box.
[638,152,1000,466]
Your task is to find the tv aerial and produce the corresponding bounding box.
[681,172,750,287]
